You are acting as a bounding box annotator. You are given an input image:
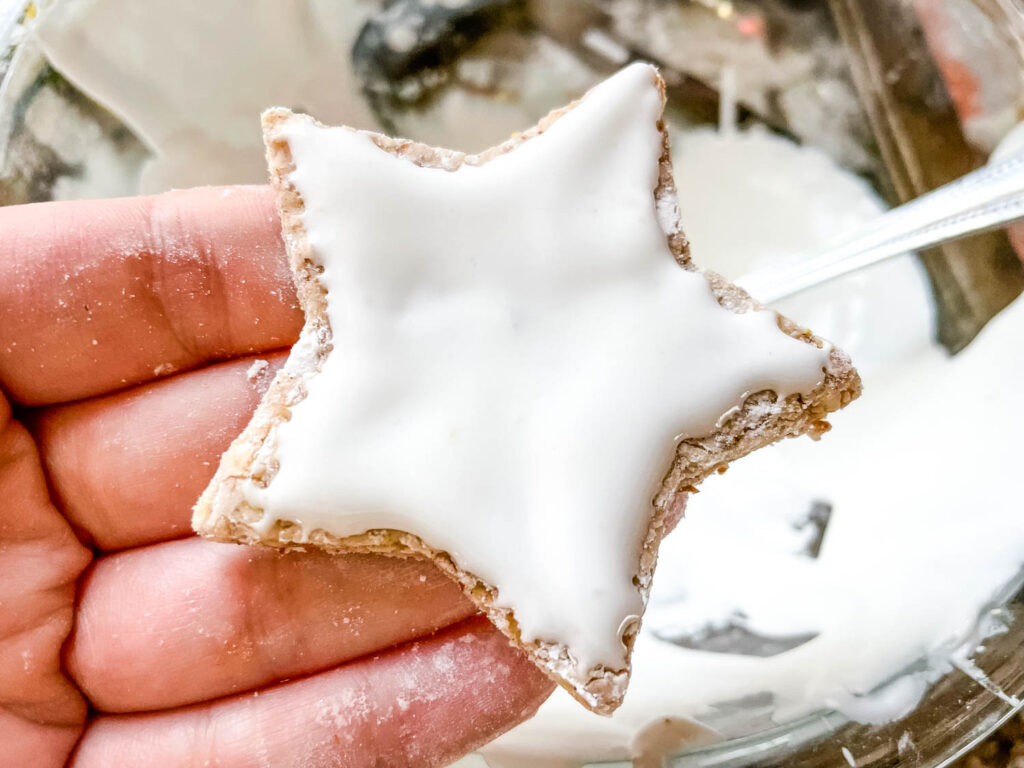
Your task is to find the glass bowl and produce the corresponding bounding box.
[3,2,1024,766]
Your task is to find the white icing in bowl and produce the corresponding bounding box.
[482,128,1024,765]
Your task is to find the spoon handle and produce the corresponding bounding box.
[737,152,1024,304]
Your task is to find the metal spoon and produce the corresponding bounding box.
[736,151,1024,304]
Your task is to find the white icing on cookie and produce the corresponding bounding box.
[245,64,830,680]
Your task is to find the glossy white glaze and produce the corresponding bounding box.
[243,66,830,682]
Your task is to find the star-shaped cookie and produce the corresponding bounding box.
[193,63,860,714]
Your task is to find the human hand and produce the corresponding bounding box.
[0,186,554,768]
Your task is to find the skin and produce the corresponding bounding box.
[0,185,555,768]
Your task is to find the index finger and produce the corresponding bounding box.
[0,186,303,406]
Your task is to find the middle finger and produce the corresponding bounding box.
[32,352,286,551]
